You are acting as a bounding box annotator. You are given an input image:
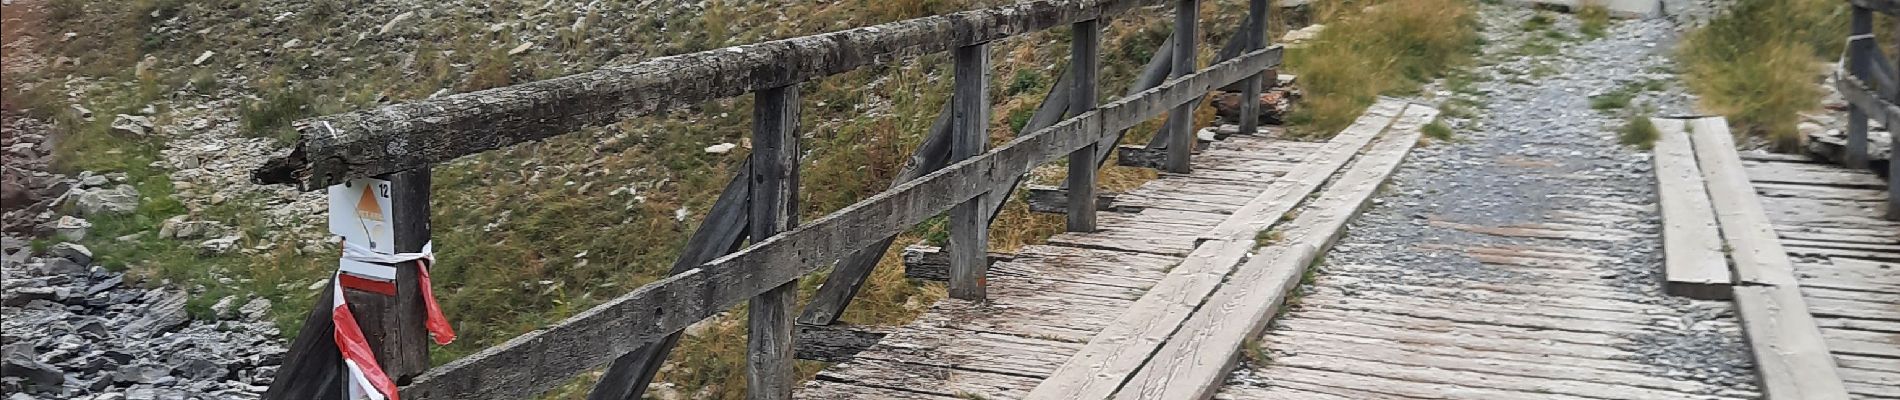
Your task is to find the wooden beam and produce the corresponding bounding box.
[1025,185,1119,214]
[746,85,800,400]
[1685,116,1851,399]
[1648,118,1732,300]
[1850,0,1900,14]
[797,103,958,326]
[1849,8,1874,169]
[949,42,993,301]
[1111,104,1435,400]
[1835,71,1900,129]
[1026,100,1420,400]
[262,274,345,400]
[394,47,1282,400]
[1164,0,1200,174]
[587,165,751,400]
[1068,18,1102,233]
[1236,0,1268,136]
[792,324,888,363]
[253,0,1176,190]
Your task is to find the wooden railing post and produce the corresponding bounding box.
[747,85,800,400]
[380,167,434,381]
[340,169,434,383]
[1848,6,1873,168]
[950,42,992,301]
[1068,19,1102,233]
[1165,0,1200,173]
[1237,0,1268,136]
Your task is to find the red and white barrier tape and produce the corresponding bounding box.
[334,241,457,400]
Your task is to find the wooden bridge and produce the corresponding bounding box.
[245,0,1897,399]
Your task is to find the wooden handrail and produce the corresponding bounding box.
[253,0,1174,190]
[394,46,1283,399]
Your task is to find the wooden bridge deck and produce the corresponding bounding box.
[1740,152,1900,399]
[798,136,1306,399]
[798,100,1429,399]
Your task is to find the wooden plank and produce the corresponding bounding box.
[255,0,1185,190]
[1743,161,1889,188]
[792,324,887,363]
[1203,100,1407,240]
[1022,103,1407,400]
[796,380,957,400]
[1731,284,1853,399]
[1068,18,1102,232]
[1691,118,1852,399]
[949,42,993,301]
[747,85,801,400]
[397,47,1284,400]
[1266,353,1734,400]
[1689,117,1799,285]
[1112,105,1436,400]
[1651,118,1733,300]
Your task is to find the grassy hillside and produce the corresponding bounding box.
[3,0,1477,398]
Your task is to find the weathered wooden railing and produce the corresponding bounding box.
[1838,0,1900,220]
[251,0,1282,398]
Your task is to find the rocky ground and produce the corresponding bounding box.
[1226,2,1762,393]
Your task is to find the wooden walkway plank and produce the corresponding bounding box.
[1020,101,1413,400]
[1650,118,1734,300]
[1110,104,1437,400]
[1687,116,1853,400]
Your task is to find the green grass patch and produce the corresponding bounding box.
[1423,119,1455,141]
[1620,114,1660,149]
[1577,3,1612,38]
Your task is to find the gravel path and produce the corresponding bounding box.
[1220,4,1760,398]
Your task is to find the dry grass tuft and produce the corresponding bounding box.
[1679,0,1846,151]
[1284,0,1481,137]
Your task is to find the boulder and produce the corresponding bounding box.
[53,216,91,241]
[119,291,188,337]
[45,243,91,266]
[74,185,139,216]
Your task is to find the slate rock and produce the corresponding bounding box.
[0,348,64,391]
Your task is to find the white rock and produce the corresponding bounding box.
[703,143,737,154]
[200,236,240,255]
[508,42,535,55]
[55,216,92,241]
[193,50,215,66]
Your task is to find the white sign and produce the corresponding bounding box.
[329,178,399,281]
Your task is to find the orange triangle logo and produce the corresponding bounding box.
[356,186,385,222]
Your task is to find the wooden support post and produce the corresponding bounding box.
[336,170,433,385]
[949,43,991,301]
[380,167,433,382]
[747,85,800,400]
[1848,6,1873,169]
[261,275,345,400]
[1891,126,1899,220]
[1068,19,1101,233]
[1165,0,1199,173]
[1237,0,1267,136]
